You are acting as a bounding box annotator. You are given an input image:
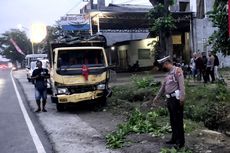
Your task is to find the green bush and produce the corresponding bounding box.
[184,83,230,130]
[203,102,228,130]
[131,75,161,89]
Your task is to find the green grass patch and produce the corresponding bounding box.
[106,108,170,149]
[160,147,193,153]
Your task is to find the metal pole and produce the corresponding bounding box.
[97,14,100,33]
[89,14,93,36]
[32,42,35,54]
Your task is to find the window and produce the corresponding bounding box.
[179,2,190,12]
[138,49,150,60]
[57,49,105,68]
[172,35,182,45]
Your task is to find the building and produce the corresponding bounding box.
[190,0,216,53]
[58,0,195,70]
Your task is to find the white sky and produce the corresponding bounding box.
[0,0,151,34]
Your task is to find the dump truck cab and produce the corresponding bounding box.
[50,36,111,111]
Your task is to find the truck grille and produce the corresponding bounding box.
[68,85,96,94]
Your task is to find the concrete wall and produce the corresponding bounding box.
[193,18,216,53]
[217,52,230,68]
[117,38,157,68]
[192,0,216,53]
[190,0,197,13]
[102,32,149,46]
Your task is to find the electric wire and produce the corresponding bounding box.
[65,0,85,14]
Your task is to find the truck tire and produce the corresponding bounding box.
[98,96,107,107]
[47,88,53,95]
[56,103,65,112]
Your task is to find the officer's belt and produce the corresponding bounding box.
[165,92,176,98]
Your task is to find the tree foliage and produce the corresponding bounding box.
[208,0,230,55]
[148,3,176,37]
[39,25,83,54]
[147,0,176,59]
[0,29,32,62]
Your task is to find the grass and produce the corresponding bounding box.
[106,73,230,149]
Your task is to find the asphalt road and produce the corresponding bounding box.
[0,69,53,153]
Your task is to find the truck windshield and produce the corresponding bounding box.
[57,49,105,68]
[30,62,37,70]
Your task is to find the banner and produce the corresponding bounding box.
[57,14,90,31]
[9,38,25,55]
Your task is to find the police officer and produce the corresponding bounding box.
[153,56,185,149]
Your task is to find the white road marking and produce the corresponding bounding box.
[10,71,46,153]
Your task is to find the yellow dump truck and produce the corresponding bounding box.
[50,37,111,111]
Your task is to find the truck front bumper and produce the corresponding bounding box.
[53,90,105,104]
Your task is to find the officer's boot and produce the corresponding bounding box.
[42,100,47,112]
[35,100,41,112]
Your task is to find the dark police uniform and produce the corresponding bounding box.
[155,62,185,147]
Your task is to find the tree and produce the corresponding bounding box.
[208,0,230,55]
[148,0,176,59]
[0,29,32,63]
[38,25,82,54]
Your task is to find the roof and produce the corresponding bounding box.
[100,4,152,12]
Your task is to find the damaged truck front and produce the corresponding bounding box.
[50,40,111,111]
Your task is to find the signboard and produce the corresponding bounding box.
[172,35,182,44]
[57,14,90,31]
[58,14,89,26]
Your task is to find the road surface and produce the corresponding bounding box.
[0,69,52,153]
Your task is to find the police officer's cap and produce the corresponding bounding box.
[157,56,171,64]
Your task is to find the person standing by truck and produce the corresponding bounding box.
[31,60,50,112]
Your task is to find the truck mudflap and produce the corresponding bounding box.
[55,90,104,104]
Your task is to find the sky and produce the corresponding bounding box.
[0,0,151,35]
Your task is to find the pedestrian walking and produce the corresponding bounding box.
[150,56,185,149]
[206,51,215,83]
[190,53,197,79]
[31,60,50,112]
[213,53,220,80]
[195,53,204,81]
[202,54,208,83]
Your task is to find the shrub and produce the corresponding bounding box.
[184,83,230,130]
[131,75,161,89]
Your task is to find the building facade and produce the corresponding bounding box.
[59,0,230,69]
[190,0,216,53]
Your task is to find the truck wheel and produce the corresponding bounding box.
[98,96,107,107]
[56,103,65,112]
[47,88,53,95]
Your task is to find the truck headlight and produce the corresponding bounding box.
[97,84,106,90]
[57,88,68,94]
